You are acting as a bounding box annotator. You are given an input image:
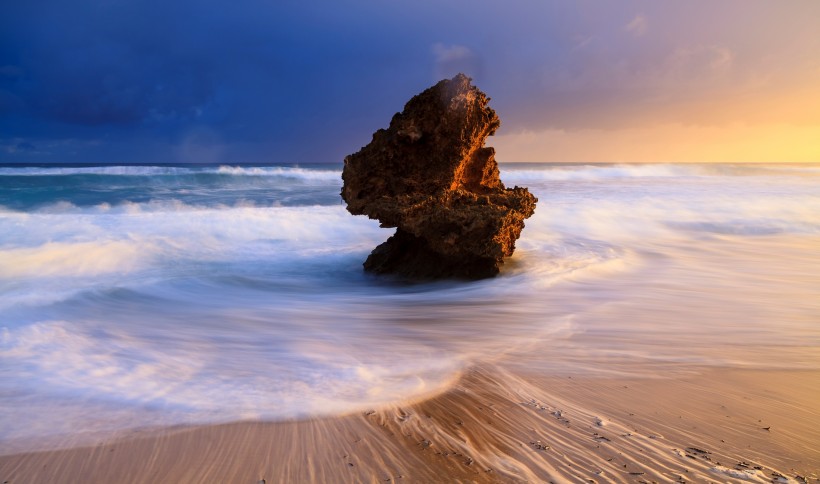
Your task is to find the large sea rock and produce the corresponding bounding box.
[341,74,537,279]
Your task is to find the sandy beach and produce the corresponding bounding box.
[2,365,818,483]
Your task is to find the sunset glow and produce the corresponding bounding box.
[495,123,820,163]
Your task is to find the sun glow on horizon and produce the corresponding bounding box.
[494,122,820,164]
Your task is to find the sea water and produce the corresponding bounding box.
[1,163,818,452]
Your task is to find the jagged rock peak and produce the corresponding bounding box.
[342,73,537,279]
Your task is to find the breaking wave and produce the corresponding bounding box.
[0,164,342,180]
[499,162,820,183]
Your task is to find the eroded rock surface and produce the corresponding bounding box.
[341,74,537,279]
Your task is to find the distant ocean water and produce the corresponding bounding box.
[1,162,819,452]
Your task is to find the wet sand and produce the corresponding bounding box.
[2,365,818,483]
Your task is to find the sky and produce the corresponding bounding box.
[2,0,819,164]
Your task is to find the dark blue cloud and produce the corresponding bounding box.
[2,0,456,162]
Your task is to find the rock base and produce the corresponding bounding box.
[363,229,500,280]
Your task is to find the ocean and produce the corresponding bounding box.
[1,163,819,453]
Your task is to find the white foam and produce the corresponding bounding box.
[215,165,341,180]
[0,202,386,312]
[500,163,820,183]
[518,182,820,241]
[0,164,343,181]
[0,165,193,176]
[709,465,768,482]
[0,240,147,279]
[0,319,465,444]
[502,164,702,182]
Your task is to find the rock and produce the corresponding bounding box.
[341,73,537,279]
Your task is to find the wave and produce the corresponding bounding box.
[0,165,195,176]
[0,199,321,214]
[0,240,146,279]
[4,162,819,182]
[0,203,384,270]
[0,164,343,181]
[1,319,464,417]
[214,165,341,180]
[500,162,820,183]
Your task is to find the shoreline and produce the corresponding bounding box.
[2,366,818,483]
